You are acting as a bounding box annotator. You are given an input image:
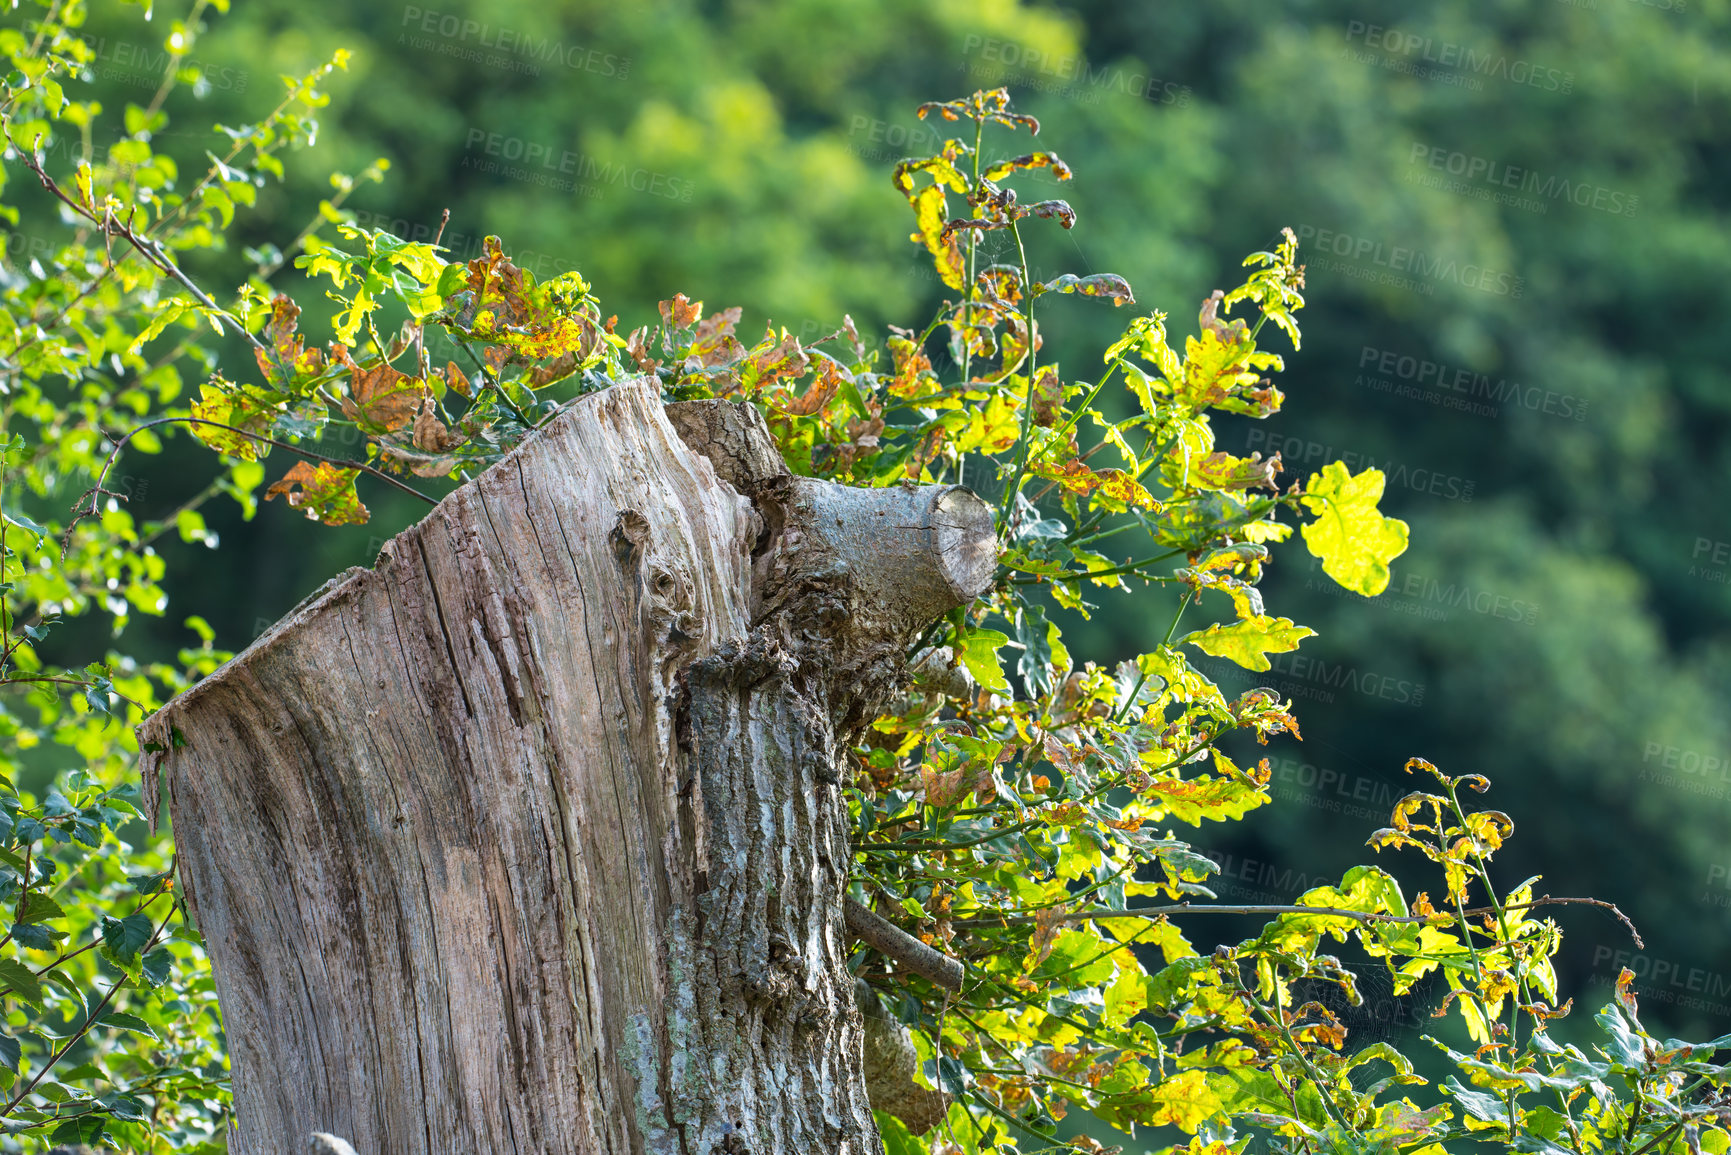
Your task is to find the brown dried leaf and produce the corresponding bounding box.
[841,314,865,361]
[1195,450,1281,491]
[690,332,744,370]
[464,236,532,328]
[659,292,702,329]
[1021,904,1069,973]
[780,357,844,417]
[527,351,579,389]
[886,336,934,399]
[443,360,471,398]
[264,461,368,526]
[625,326,660,373]
[386,322,421,361]
[377,442,462,479]
[253,294,324,389]
[694,306,742,340]
[348,361,423,433]
[1031,367,1064,427]
[742,328,810,392]
[412,396,464,452]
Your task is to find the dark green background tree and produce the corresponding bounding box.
[77,0,1723,1027]
[3,0,1728,1150]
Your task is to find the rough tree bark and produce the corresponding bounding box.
[137,380,994,1154]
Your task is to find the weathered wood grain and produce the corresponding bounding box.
[139,381,992,1153]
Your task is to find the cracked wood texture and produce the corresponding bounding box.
[138,380,994,1154]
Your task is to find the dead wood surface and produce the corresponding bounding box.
[140,381,993,1153]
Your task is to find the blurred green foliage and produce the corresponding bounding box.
[1,0,1728,1150]
[94,0,1725,1035]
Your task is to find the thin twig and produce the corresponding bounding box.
[7,133,265,354]
[953,895,1643,945]
[62,415,436,556]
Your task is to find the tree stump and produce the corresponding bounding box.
[138,380,994,1154]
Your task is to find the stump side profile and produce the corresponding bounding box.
[139,380,994,1154]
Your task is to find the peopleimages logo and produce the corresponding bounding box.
[1244,427,1476,503]
[1,230,58,269]
[1342,22,1575,93]
[1407,144,1639,217]
[1642,741,1730,782]
[1592,948,1731,1006]
[1395,572,1540,626]
[461,129,693,202]
[399,7,630,78]
[346,208,577,281]
[1200,851,1329,900]
[959,35,1192,106]
[1301,557,1541,628]
[84,37,248,93]
[1692,537,1731,586]
[1264,755,1403,821]
[1192,649,1426,708]
[1357,345,1589,422]
[1295,225,1524,299]
[1704,864,1731,909]
[1636,740,1731,802]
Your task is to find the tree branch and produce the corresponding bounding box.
[845,898,964,992]
[954,895,1643,947]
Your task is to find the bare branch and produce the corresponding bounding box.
[845,898,965,992]
[955,895,1643,947]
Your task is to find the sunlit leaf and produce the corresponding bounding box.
[1300,462,1410,596]
[1181,615,1316,672]
[264,461,369,526]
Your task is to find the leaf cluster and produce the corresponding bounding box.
[5,11,1722,1151]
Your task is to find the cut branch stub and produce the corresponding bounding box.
[138,381,995,1154]
[669,397,994,727]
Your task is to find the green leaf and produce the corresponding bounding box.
[129,870,173,896]
[49,1116,105,1147]
[1299,462,1410,596]
[0,1034,16,1073]
[40,969,88,1017]
[15,892,64,924]
[100,1092,150,1122]
[127,299,192,354]
[1180,614,1316,672]
[99,1012,158,1039]
[100,911,155,964]
[1,506,49,539]
[1102,963,1155,1029]
[435,261,468,298]
[0,958,43,1010]
[1015,603,1067,698]
[11,923,65,950]
[1594,1005,1648,1068]
[139,947,172,989]
[1443,1077,1514,1126]
[955,628,1011,696]
[1037,272,1135,306]
[874,1109,929,1151]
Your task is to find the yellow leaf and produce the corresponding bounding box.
[1181,615,1315,672]
[1300,462,1410,596]
[1142,1069,1222,1134]
[264,462,368,526]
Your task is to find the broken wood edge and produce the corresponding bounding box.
[135,378,680,831]
[844,898,964,993]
